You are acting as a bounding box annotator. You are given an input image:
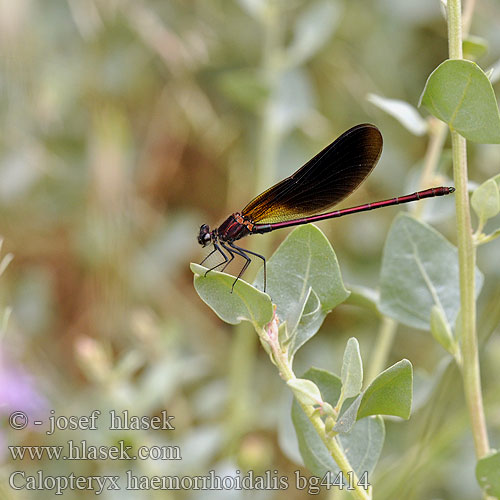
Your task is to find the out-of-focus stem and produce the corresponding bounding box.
[224,326,257,454]
[225,2,284,452]
[462,0,477,35]
[365,317,397,386]
[256,2,283,195]
[414,119,448,218]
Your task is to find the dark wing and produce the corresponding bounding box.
[242,124,383,224]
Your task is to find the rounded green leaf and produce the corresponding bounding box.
[419,59,500,143]
[471,178,500,222]
[357,359,413,420]
[476,450,500,497]
[256,224,349,358]
[191,263,273,329]
[341,337,363,399]
[291,368,385,478]
[287,378,323,406]
[379,213,483,330]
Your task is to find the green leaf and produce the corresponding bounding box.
[419,59,500,143]
[285,0,342,67]
[341,338,363,399]
[379,213,484,330]
[291,368,385,478]
[287,378,323,406]
[471,178,500,222]
[256,225,349,359]
[367,93,428,136]
[191,263,273,329]
[333,394,362,434]
[463,35,489,60]
[476,450,500,498]
[430,305,457,356]
[357,359,413,420]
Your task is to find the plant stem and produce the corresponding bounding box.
[451,130,490,457]
[447,0,490,459]
[447,0,463,59]
[264,319,371,500]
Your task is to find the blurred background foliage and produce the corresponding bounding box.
[1,0,500,498]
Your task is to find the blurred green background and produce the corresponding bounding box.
[1,0,500,498]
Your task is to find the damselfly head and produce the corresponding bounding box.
[198,224,212,247]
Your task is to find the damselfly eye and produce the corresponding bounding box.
[198,224,211,246]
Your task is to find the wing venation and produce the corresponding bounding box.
[242,124,383,224]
